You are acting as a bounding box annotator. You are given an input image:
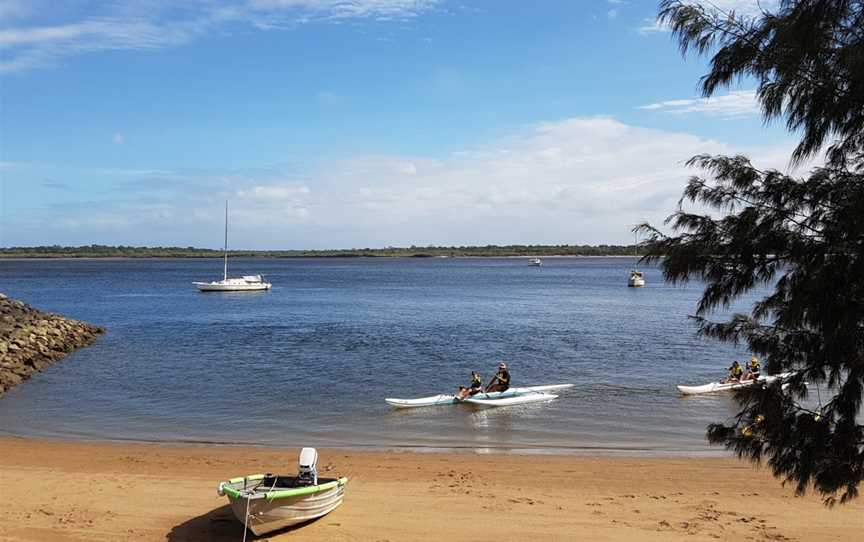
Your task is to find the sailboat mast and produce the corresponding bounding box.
[223,200,228,281]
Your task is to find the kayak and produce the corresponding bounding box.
[462,392,558,407]
[677,372,794,395]
[385,384,573,408]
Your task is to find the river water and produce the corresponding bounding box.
[0,257,762,454]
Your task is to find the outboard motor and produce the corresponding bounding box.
[297,447,318,486]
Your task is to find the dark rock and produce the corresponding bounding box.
[0,295,104,397]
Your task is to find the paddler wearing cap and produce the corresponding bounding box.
[485,362,511,393]
[742,356,761,381]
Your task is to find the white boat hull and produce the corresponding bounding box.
[677,372,793,395]
[462,392,557,407]
[385,384,573,408]
[220,477,347,536]
[193,279,271,292]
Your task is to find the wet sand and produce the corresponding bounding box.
[0,437,860,541]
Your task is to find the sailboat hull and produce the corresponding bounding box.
[193,281,271,292]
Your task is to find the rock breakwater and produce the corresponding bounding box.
[0,294,104,398]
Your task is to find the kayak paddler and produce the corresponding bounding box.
[724,360,744,383]
[456,371,483,400]
[485,362,511,393]
[742,356,761,381]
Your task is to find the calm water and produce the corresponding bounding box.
[0,257,762,454]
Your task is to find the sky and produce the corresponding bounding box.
[0,0,797,249]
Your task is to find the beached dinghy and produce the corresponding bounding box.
[217,448,347,536]
[385,384,573,408]
[462,392,558,407]
[677,372,794,395]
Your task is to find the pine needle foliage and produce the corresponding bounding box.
[658,0,864,166]
[644,1,864,504]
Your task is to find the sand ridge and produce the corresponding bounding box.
[0,437,861,541]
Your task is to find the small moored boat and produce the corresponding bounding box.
[217,448,347,536]
[628,230,645,287]
[194,274,271,292]
[528,258,543,266]
[193,201,272,292]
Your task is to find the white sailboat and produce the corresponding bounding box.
[193,202,272,292]
[628,231,645,287]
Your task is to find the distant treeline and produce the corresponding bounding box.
[0,244,642,258]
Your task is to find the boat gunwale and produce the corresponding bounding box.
[221,476,348,501]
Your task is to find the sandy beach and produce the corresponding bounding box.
[0,437,860,541]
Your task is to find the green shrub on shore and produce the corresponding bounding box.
[0,244,641,258]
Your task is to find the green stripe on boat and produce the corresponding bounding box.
[221,477,348,501]
[264,477,348,501]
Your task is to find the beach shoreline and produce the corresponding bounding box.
[0,429,732,457]
[1,436,860,541]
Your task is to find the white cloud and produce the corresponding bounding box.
[637,17,670,35]
[607,9,618,20]
[238,184,310,202]
[638,90,759,118]
[2,116,795,248]
[0,1,440,73]
[248,0,438,21]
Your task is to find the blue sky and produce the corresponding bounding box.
[0,0,795,249]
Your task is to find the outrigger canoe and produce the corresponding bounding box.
[462,392,558,407]
[385,384,573,408]
[677,372,794,395]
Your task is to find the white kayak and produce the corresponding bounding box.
[385,384,573,408]
[677,372,794,395]
[462,392,558,407]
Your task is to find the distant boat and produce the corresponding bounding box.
[628,270,645,288]
[193,201,272,292]
[628,231,645,287]
[528,258,543,266]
